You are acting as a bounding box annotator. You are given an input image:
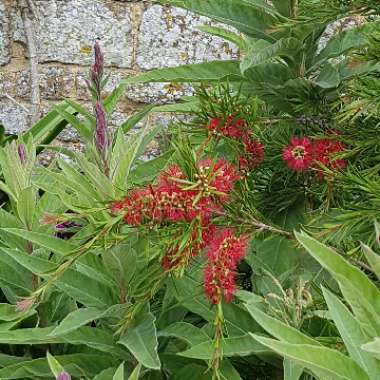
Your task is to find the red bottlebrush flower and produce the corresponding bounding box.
[208,118,222,134]
[162,227,206,272]
[203,228,249,304]
[199,158,239,195]
[157,165,184,190]
[242,135,265,169]
[313,139,347,179]
[282,137,314,172]
[208,115,246,139]
[222,115,246,139]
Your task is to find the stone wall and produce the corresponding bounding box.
[0,0,238,151]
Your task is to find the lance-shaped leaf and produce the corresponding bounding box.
[362,338,380,361]
[361,243,380,281]
[49,307,107,337]
[322,287,380,380]
[0,327,128,358]
[127,363,142,380]
[104,61,243,112]
[252,335,370,380]
[157,0,281,39]
[245,302,320,346]
[0,354,118,379]
[1,228,77,257]
[284,359,303,380]
[296,231,380,337]
[178,334,271,359]
[118,311,161,370]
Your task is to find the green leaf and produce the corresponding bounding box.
[2,228,76,257]
[119,105,155,133]
[16,187,36,229]
[49,307,106,337]
[171,273,258,335]
[112,122,156,191]
[129,151,173,185]
[361,243,380,281]
[118,311,161,370]
[0,247,116,308]
[272,0,291,16]
[128,364,142,380]
[54,104,93,141]
[315,61,341,89]
[362,338,380,361]
[241,37,302,73]
[253,334,370,380]
[296,231,380,336]
[244,300,320,346]
[196,25,248,51]
[0,303,35,322]
[159,322,210,346]
[219,359,242,380]
[0,326,128,358]
[157,0,280,39]
[26,102,76,147]
[0,354,117,379]
[105,61,243,110]
[178,334,271,359]
[312,26,369,70]
[322,287,380,380]
[113,362,124,380]
[46,352,64,377]
[284,359,303,380]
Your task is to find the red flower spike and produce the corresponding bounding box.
[282,137,314,172]
[203,228,249,304]
[242,135,265,170]
[199,158,239,196]
[207,115,246,139]
[313,139,347,179]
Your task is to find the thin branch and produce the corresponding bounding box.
[18,0,41,126]
[3,94,31,114]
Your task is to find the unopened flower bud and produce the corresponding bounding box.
[91,41,104,81]
[95,101,108,153]
[57,372,71,380]
[17,143,27,166]
[16,298,35,312]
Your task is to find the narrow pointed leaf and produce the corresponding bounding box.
[49,307,106,337]
[178,334,270,359]
[322,287,380,380]
[244,302,320,346]
[127,364,141,380]
[252,335,370,380]
[118,312,160,370]
[361,243,380,281]
[2,228,76,256]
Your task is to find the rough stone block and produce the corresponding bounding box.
[12,0,133,67]
[0,99,30,134]
[0,3,10,66]
[137,5,238,70]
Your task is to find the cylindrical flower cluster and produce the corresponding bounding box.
[282,134,347,178]
[207,115,265,172]
[111,158,248,303]
[203,228,248,304]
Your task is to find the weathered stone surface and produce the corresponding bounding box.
[137,5,238,70]
[0,100,30,134]
[0,3,10,66]
[12,0,133,67]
